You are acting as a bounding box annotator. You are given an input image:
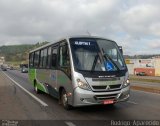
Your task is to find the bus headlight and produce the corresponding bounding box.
[122,79,130,88]
[77,79,91,91]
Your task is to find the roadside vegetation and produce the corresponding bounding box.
[130,77,160,83]
[0,41,49,66]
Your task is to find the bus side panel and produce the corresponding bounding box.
[29,68,48,93]
[56,70,73,105]
[36,81,47,93]
[28,68,36,86]
[47,70,59,98]
[36,69,59,98]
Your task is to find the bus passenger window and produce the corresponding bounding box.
[34,51,40,68]
[47,47,52,68]
[43,48,47,68]
[59,45,70,67]
[39,50,44,68]
[51,48,57,68]
[59,44,71,77]
[29,53,34,67]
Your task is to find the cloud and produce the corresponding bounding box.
[148,40,160,49]
[120,3,160,38]
[0,0,160,55]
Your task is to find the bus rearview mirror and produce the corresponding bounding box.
[118,46,123,54]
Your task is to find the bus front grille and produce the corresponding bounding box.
[109,84,121,89]
[92,84,121,91]
[94,94,118,101]
[92,86,106,90]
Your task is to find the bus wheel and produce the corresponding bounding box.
[61,89,72,110]
[34,83,40,94]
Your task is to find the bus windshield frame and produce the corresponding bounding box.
[69,37,126,73]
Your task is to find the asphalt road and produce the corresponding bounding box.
[0,70,160,126]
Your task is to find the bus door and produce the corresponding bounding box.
[57,41,72,93]
[48,45,58,97]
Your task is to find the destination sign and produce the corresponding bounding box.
[74,41,91,46]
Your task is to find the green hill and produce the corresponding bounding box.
[0,41,49,64]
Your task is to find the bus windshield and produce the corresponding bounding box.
[70,38,126,72]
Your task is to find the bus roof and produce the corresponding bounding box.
[29,35,115,53]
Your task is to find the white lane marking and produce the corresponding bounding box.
[127,101,138,105]
[2,71,48,107]
[65,121,76,126]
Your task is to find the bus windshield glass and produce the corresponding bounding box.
[70,38,126,72]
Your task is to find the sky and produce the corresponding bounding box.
[0,0,160,55]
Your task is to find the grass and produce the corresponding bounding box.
[130,77,160,83]
[131,86,160,94]
[130,76,160,94]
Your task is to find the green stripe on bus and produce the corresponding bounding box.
[28,68,47,93]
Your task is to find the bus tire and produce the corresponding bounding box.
[34,82,40,94]
[61,89,72,110]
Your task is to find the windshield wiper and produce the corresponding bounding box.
[91,54,99,71]
[101,48,120,71]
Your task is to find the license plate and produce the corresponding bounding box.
[103,100,114,104]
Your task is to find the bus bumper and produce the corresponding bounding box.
[72,86,130,107]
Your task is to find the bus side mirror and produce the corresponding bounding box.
[118,46,123,54]
[52,54,57,66]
